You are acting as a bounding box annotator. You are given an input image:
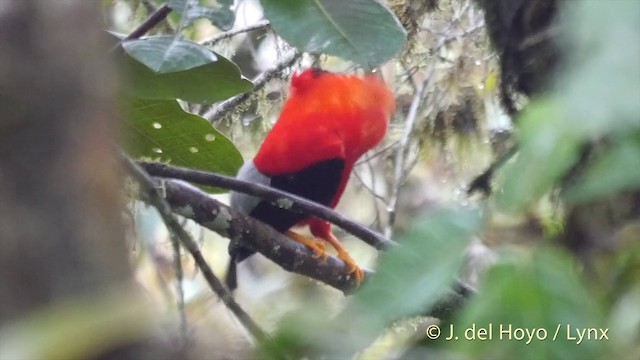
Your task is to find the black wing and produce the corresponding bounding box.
[249,157,345,232]
[225,158,345,290]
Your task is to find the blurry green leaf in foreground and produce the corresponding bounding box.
[261,208,481,358]
[0,286,154,360]
[122,98,243,188]
[341,207,481,354]
[121,37,252,103]
[497,98,582,211]
[167,0,235,31]
[557,1,640,137]
[261,0,406,68]
[454,249,605,360]
[564,137,640,204]
[497,2,640,211]
[353,208,482,319]
[608,287,640,359]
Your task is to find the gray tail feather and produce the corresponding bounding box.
[225,257,238,291]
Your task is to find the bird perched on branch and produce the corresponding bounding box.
[226,68,395,290]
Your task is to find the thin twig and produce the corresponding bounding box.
[353,168,387,203]
[353,161,385,232]
[122,156,267,342]
[138,161,397,251]
[125,4,172,42]
[140,0,158,13]
[519,25,560,50]
[169,232,188,348]
[385,78,429,239]
[467,145,519,195]
[108,5,172,53]
[201,20,271,47]
[383,2,484,238]
[201,51,301,122]
[355,140,398,166]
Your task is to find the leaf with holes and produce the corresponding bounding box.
[261,0,406,68]
[120,36,252,103]
[168,0,235,31]
[123,98,243,192]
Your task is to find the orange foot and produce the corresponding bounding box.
[286,230,328,263]
[322,232,364,284]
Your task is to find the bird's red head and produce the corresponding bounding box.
[254,68,395,174]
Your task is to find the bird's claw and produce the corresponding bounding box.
[308,240,329,263]
[336,250,364,285]
[286,231,329,263]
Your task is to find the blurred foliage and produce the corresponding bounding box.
[499,1,640,210]
[0,286,155,360]
[455,249,604,360]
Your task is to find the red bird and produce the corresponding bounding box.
[227,68,395,290]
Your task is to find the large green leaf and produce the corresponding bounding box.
[353,208,482,319]
[120,37,252,103]
[168,0,235,31]
[259,207,482,358]
[122,98,243,187]
[328,208,481,356]
[123,36,217,73]
[261,0,406,68]
[454,249,605,360]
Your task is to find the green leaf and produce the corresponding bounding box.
[354,208,482,318]
[558,1,640,137]
[323,208,481,355]
[259,208,482,358]
[122,98,243,187]
[120,37,252,103]
[496,3,640,212]
[497,98,582,211]
[261,0,406,68]
[564,138,640,204]
[168,0,235,31]
[454,249,605,360]
[123,36,219,73]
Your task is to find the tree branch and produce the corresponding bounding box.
[201,20,271,47]
[386,77,430,239]
[155,177,371,294]
[201,51,302,122]
[467,144,519,195]
[426,280,477,320]
[138,161,397,251]
[121,156,267,342]
[125,4,171,41]
[109,4,172,52]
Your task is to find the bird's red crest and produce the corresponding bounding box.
[255,68,395,175]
